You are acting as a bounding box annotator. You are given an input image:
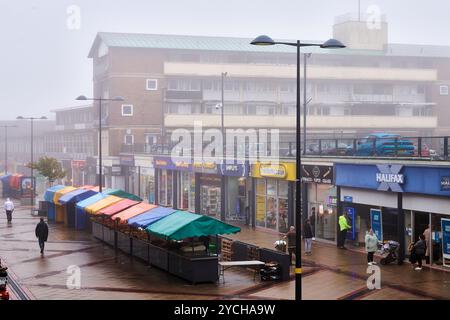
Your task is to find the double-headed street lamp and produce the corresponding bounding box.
[0,125,17,174]
[250,35,345,301]
[76,95,124,193]
[16,116,48,214]
[216,72,228,221]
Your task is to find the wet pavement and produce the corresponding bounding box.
[1,200,449,300]
[0,200,293,300]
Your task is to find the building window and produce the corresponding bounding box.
[440,85,449,96]
[124,134,134,145]
[146,79,158,91]
[121,104,133,116]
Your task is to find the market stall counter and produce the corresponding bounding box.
[58,189,97,227]
[43,185,65,221]
[54,186,77,223]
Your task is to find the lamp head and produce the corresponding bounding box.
[112,96,125,102]
[76,95,88,101]
[250,35,275,46]
[320,38,346,49]
[16,116,24,120]
[40,116,48,120]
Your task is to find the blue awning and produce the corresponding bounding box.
[59,189,98,205]
[44,185,66,202]
[128,207,177,229]
[75,193,110,209]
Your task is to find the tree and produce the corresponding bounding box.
[27,156,66,186]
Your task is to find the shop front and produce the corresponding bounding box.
[336,163,450,267]
[301,163,336,243]
[220,162,250,223]
[252,162,295,234]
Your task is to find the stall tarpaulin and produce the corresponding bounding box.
[85,195,123,215]
[0,175,11,197]
[58,189,98,227]
[75,193,110,230]
[44,185,66,221]
[128,207,177,229]
[104,189,143,202]
[112,203,157,224]
[54,186,78,223]
[97,199,140,217]
[146,211,241,241]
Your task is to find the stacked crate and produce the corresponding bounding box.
[220,238,233,261]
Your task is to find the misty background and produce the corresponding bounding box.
[1,0,449,120]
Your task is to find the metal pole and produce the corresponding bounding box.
[303,53,307,155]
[4,126,7,174]
[98,98,103,193]
[31,118,34,214]
[295,40,302,301]
[221,72,226,221]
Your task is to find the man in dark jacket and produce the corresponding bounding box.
[303,219,314,255]
[35,218,49,255]
[413,234,426,270]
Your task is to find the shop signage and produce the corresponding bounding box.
[220,162,249,177]
[327,196,337,206]
[120,155,135,167]
[301,165,333,184]
[344,207,356,241]
[441,218,450,262]
[72,160,86,170]
[153,156,191,171]
[441,177,450,191]
[259,164,286,178]
[376,164,404,192]
[343,196,353,203]
[370,209,383,242]
[199,174,222,186]
[111,165,122,176]
[192,161,218,174]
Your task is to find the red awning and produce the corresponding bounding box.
[97,199,140,216]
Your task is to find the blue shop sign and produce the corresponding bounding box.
[344,207,356,241]
[442,219,450,261]
[153,156,191,171]
[220,161,249,177]
[370,209,383,242]
[336,163,450,197]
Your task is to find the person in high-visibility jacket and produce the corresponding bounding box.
[338,212,351,249]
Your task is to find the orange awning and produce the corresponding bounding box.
[112,203,157,224]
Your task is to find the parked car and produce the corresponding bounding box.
[355,133,415,156]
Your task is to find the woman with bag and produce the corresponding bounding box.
[412,234,426,271]
[365,228,379,265]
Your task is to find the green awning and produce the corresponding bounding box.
[104,189,142,201]
[145,211,240,241]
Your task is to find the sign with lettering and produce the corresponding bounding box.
[370,209,383,242]
[220,162,249,177]
[441,177,450,191]
[442,218,450,261]
[301,165,333,184]
[376,164,404,192]
[259,164,287,178]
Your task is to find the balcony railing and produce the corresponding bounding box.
[124,136,450,161]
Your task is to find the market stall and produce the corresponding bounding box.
[75,193,111,231]
[92,198,140,243]
[0,174,11,198]
[58,188,97,227]
[128,207,177,229]
[54,186,77,223]
[43,185,65,221]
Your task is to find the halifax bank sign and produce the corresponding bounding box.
[335,163,450,197]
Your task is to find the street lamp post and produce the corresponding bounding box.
[1,125,17,174]
[76,95,125,193]
[216,72,228,221]
[251,35,345,301]
[16,116,48,214]
[303,53,312,155]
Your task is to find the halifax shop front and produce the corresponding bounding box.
[335,163,450,267]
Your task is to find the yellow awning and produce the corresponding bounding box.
[85,195,123,215]
[53,186,78,205]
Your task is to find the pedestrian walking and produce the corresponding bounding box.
[3,198,14,223]
[413,234,426,271]
[338,212,351,249]
[365,228,379,265]
[303,219,313,255]
[423,225,431,264]
[310,207,316,237]
[35,218,49,255]
[284,226,296,264]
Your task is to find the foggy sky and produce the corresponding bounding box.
[1,0,449,120]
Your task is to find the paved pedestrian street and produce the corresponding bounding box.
[1,202,450,300]
[0,203,294,300]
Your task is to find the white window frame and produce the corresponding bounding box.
[146,79,158,91]
[124,134,134,145]
[121,104,134,117]
[440,85,449,96]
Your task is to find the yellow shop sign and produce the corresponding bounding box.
[252,162,296,181]
[259,164,287,178]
